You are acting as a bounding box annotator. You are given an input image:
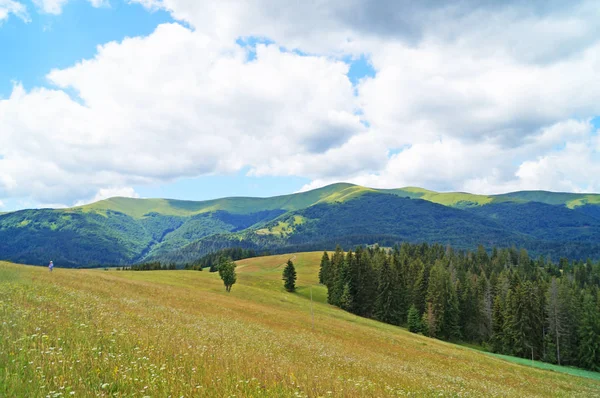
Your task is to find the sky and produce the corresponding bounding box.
[1,1,600,211]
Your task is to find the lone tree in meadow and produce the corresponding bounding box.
[218,256,237,292]
[283,259,297,292]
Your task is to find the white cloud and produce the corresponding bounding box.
[301,120,600,195]
[74,187,139,206]
[33,0,106,15]
[123,0,600,192]
[33,0,68,15]
[87,0,108,7]
[131,1,600,61]
[0,199,4,208]
[0,23,361,205]
[0,0,29,22]
[4,1,600,209]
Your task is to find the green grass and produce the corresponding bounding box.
[2,254,600,397]
[485,353,600,381]
[390,188,494,208]
[459,343,600,382]
[255,215,307,236]
[566,195,600,209]
[316,186,378,204]
[76,183,361,218]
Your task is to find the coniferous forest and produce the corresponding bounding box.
[319,243,600,371]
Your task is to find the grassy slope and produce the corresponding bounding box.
[485,353,600,381]
[76,183,359,218]
[392,187,497,208]
[2,254,599,397]
[73,184,600,220]
[72,184,502,217]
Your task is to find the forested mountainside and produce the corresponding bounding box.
[3,183,600,267]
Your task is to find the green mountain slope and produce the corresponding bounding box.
[77,183,359,218]
[467,202,600,242]
[492,190,600,208]
[153,194,542,264]
[3,183,600,267]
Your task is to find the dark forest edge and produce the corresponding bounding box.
[319,243,600,372]
[117,248,266,271]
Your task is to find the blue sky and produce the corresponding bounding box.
[0,1,173,95]
[1,0,600,211]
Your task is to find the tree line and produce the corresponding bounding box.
[125,261,178,271]
[319,243,600,371]
[184,247,263,271]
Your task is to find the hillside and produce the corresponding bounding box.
[76,183,361,218]
[3,183,600,266]
[2,253,599,396]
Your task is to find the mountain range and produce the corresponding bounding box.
[3,183,600,267]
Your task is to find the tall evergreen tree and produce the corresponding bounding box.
[546,277,566,365]
[578,291,600,371]
[339,283,353,312]
[374,257,400,325]
[491,295,505,352]
[318,251,331,285]
[283,259,297,292]
[407,304,421,333]
[328,246,346,306]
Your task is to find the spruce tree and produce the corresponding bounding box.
[283,259,297,292]
[340,283,353,312]
[491,295,505,352]
[413,259,428,314]
[319,251,331,285]
[578,292,600,371]
[407,304,421,333]
[546,277,566,365]
[374,257,400,324]
[328,246,345,305]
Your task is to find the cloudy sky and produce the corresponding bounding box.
[1,0,600,210]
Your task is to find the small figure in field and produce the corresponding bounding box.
[49,260,54,272]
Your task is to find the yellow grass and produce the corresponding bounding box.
[1,253,599,397]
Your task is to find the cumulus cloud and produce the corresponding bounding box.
[74,187,139,206]
[301,119,600,194]
[131,0,600,60]
[3,0,600,209]
[0,23,361,205]
[358,40,600,149]
[126,0,600,193]
[0,0,29,22]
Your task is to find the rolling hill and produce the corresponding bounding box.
[1,253,599,396]
[3,183,600,266]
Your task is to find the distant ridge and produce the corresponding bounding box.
[64,182,600,216]
[3,183,600,267]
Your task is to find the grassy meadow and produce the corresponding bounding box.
[1,253,600,397]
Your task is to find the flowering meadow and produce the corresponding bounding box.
[1,253,599,397]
